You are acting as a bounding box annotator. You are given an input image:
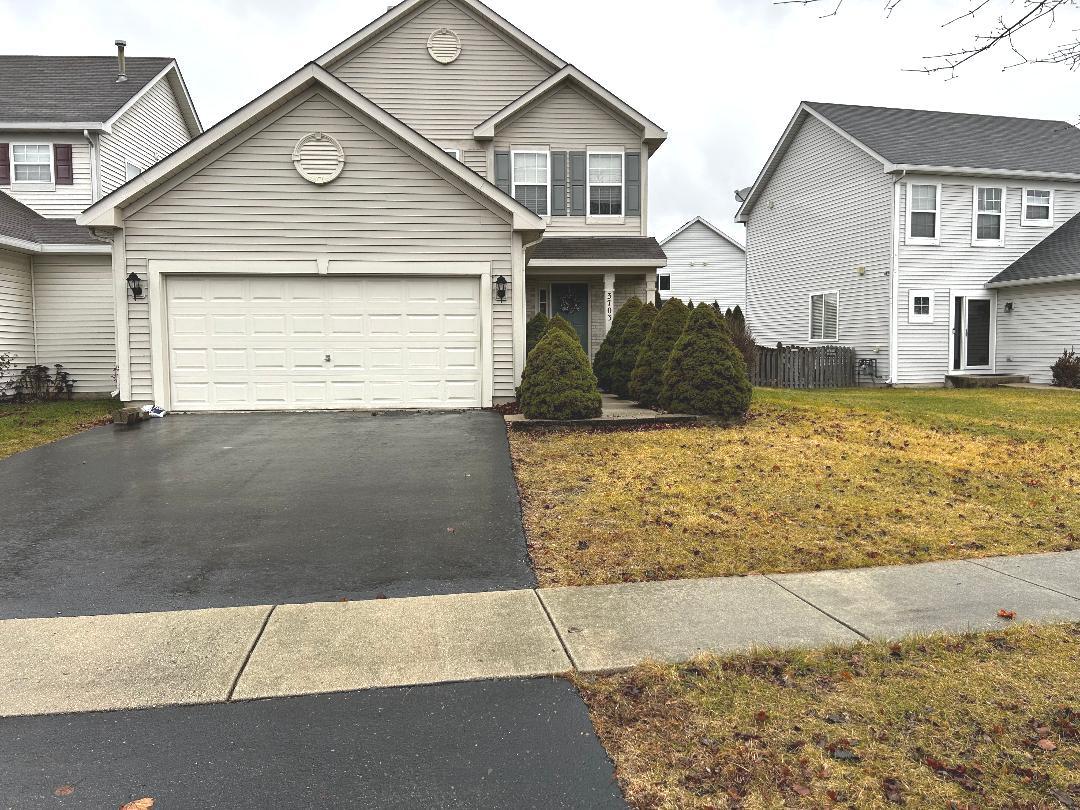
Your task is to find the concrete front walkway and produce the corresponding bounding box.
[2,550,1078,717]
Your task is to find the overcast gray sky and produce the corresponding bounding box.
[4,0,1076,241]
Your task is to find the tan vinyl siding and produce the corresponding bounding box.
[463,150,487,176]
[121,90,516,401]
[896,179,1080,384]
[99,76,193,195]
[525,273,645,358]
[330,0,553,142]
[30,254,116,394]
[0,135,93,218]
[495,85,644,236]
[0,249,36,383]
[995,281,1080,385]
[661,222,746,309]
[744,115,893,377]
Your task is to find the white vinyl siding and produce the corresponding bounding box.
[0,134,92,217]
[659,221,746,309]
[744,114,893,377]
[99,76,194,196]
[0,249,36,384]
[329,0,553,143]
[30,254,116,394]
[995,281,1080,385]
[120,90,516,402]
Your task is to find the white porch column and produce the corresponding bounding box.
[603,272,616,336]
[645,270,657,306]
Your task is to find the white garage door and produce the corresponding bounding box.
[166,275,483,411]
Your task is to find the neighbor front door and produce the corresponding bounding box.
[952,294,993,371]
[550,283,589,349]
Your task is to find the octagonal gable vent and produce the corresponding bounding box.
[427,28,462,64]
[292,132,345,185]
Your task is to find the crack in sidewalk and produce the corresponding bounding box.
[227,604,277,701]
[762,574,871,642]
[532,589,578,671]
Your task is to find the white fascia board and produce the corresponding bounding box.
[0,234,110,254]
[527,258,667,268]
[986,272,1080,288]
[0,122,106,131]
[886,164,1080,183]
[473,66,667,147]
[316,0,565,71]
[660,215,744,251]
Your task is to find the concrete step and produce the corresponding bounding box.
[945,373,1030,388]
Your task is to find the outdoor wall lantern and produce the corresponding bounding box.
[495,275,507,302]
[126,272,144,300]
[1004,302,1014,313]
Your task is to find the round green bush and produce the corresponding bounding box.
[629,297,689,408]
[525,311,549,357]
[544,314,579,341]
[518,326,602,420]
[592,297,642,391]
[610,302,657,398]
[659,303,752,418]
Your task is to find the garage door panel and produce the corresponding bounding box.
[167,274,483,410]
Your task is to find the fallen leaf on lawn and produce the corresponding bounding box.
[446,527,456,533]
[998,609,1016,620]
[1036,739,1057,751]
[754,710,769,725]
[120,800,154,810]
[791,784,811,797]
[53,786,75,797]
[883,776,905,805]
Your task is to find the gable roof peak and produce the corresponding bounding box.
[661,216,744,250]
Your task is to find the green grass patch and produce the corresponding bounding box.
[0,399,115,460]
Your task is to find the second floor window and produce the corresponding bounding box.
[973,186,1004,245]
[1022,188,1053,226]
[908,184,939,242]
[512,151,548,216]
[588,153,623,216]
[12,144,52,183]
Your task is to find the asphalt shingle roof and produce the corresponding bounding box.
[989,212,1080,285]
[0,191,104,246]
[0,56,174,122]
[805,101,1080,175]
[530,237,666,262]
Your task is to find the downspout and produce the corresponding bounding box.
[84,129,100,201]
[888,169,906,385]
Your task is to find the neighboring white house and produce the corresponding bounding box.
[0,48,201,394]
[78,0,670,411]
[658,216,746,310]
[736,101,1080,385]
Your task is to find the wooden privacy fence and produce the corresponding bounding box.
[752,344,856,389]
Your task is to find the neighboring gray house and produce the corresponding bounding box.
[736,101,1080,385]
[658,216,745,309]
[79,0,669,411]
[0,47,201,394]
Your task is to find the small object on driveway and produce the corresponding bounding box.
[141,405,167,418]
[113,407,149,427]
[998,609,1016,620]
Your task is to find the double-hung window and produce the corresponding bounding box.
[511,151,549,216]
[907,183,940,243]
[588,152,623,216]
[809,292,839,341]
[972,186,1004,245]
[1021,188,1053,226]
[11,144,53,184]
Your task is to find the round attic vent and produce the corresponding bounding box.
[427,28,462,64]
[292,132,345,185]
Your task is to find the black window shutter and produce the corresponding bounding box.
[494,151,511,195]
[54,144,74,185]
[0,144,9,185]
[625,152,641,217]
[569,151,586,216]
[550,151,567,216]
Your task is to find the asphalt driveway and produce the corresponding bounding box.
[0,411,534,618]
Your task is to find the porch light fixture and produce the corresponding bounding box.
[126,272,144,300]
[1004,302,1014,313]
[495,275,507,302]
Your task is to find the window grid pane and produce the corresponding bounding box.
[914,296,930,316]
[910,211,936,239]
[977,187,1002,213]
[976,213,1001,240]
[823,292,838,341]
[513,152,548,185]
[11,144,52,183]
[911,185,936,211]
[588,154,622,184]
[811,295,823,340]
[589,186,622,216]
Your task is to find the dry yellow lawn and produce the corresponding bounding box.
[510,387,1080,587]
[575,623,1080,809]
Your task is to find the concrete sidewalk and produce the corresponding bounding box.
[2,551,1077,717]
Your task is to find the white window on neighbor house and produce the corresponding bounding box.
[907,183,940,243]
[11,143,53,183]
[587,152,624,217]
[972,186,1005,246]
[809,291,839,341]
[658,274,671,291]
[443,148,460,161]
[908,289,935,324]
[124,160,143,182]
[1021,188,1053,226]
[511,151,549,216]
[538,287,549,316]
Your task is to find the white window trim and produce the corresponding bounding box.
[908,289,935,324]
[807,290,840,342]
[586,150,625,222]
[442,148,460,160]
[510,148,551,219]
[971,185,1006,247]
[124,158,144,183]
[9,141,55,189]
[1020,187,1054,227]
[906,182,941,245]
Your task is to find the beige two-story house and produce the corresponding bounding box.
[78,0,669,411]
[0,48,201,394]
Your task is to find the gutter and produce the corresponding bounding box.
[0,235,111,254]
[887,169,906,385]
[85,129,101,201]
[986,271,1080,288]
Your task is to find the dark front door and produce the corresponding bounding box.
[965,298,992,367]
[550,283,589,349]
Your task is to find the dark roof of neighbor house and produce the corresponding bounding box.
[530,237,666,261]
[805,101,1080,175]
[0,191,104,246]
[989,212,1080,285]
[0,56,174,122]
